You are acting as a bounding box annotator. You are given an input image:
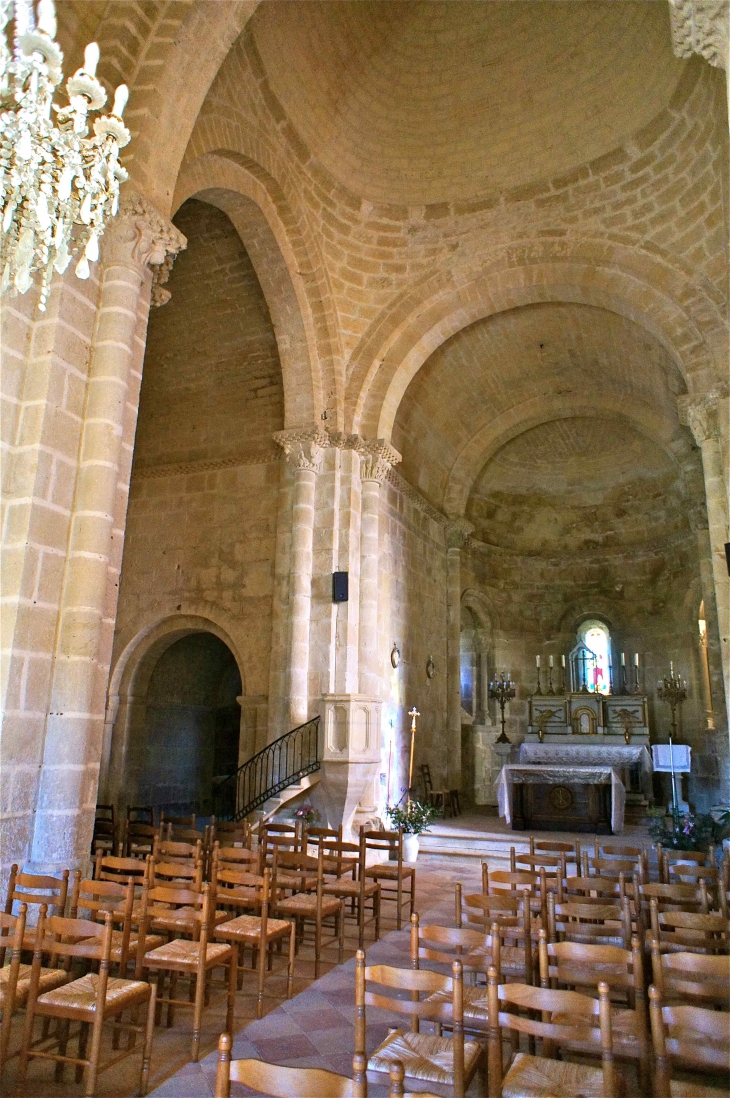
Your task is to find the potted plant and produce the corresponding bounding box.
[293,802,319,827]
[384,800,441,862]
[647,810,729,853]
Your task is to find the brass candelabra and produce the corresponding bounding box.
[657,665,687,739]
[489,672,516,745]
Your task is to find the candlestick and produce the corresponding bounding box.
[489,672,516,744]
[536,655,540,668]
[549,655,554,668]
[620,652,625,666]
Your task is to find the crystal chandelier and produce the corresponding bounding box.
[0,0,130,310]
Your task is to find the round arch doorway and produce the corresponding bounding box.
[126,632,242,817]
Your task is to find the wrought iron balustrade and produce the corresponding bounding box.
[212,716,320,822]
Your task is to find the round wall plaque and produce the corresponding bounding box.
[549,785,574,811]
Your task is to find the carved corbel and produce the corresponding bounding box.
[668,0,729,69]
[273,428,329,472]
[445,518,475,550]
[356,439,402,483]
[678,386,728,444]
[102,189,186,299]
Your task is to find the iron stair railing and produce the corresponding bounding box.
[212,716,321,822]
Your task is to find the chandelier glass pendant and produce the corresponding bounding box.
[0,0,130,310]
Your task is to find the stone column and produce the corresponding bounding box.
[445,520,474,789]
[273,431,327,728]
[679,390,730,724]
[29,195,185,872]
[357,441,401,698]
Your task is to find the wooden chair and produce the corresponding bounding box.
[650,945,730,1009]
[160,810,196,831]
[272,844,344,978]
[214,1031,367,1098]
[362,827,416,931]
[18,909,156,1097]
[260,820,303,866]
[211,841,262,880]
[548,893,632,949]
[123,820,157,859]
[138,882,235,1061]
[486,968,618,1098]
[213,867,296,1018]
[583,850,644,884]
[666,861,720,897]
[530,836,580,864]
[659,846,715,880]
[512,848,567,877]
[420,763,449,814]
[69,873,164,975]
[456,887,535,985]
[153,835,202,865]
[410,913,496,1036]
[649,898,729,955]
[91,804,117,856]
[649,985,730,1098]
[151,858,203,892]
[565,873,630,906]
[269,848,320,895]
[355,950,482,1098]
[210,818,251,849]
[4,865,70,950]
[321,834,381,949]
[128,805,155,826]
[538,930,650,1089]
[94,852,150,889]
[639,882,710,926]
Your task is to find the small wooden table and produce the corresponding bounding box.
[496,764,625,834]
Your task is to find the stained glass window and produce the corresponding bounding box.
[579,620,611,694]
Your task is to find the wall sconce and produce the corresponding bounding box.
[390,643,401,669]
[426,655,435,679]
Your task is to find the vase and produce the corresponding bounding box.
[403,834,419,862]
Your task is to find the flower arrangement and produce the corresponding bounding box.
[648,810,729,852]
[384,799,441,836]
[293,802,319,826]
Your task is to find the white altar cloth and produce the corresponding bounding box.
[518,742,652,799]
[496,764,626,833]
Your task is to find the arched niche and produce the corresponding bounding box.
[102,615,248,813]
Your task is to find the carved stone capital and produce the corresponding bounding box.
[669,0,729,69]
[445,519,475,549]
[356,439,402,483]
[102,190,187,284]
[273,429,329,472]
[678,387,727,444]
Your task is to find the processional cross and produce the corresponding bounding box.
[407,707,420,804]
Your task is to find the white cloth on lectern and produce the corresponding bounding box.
[651,744,691,773]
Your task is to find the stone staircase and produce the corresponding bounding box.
[248,771,321,837]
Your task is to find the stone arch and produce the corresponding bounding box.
[346,241,726,440]
[461,588,499,636]
[175,150,339,428]
[102,611,247,809]
[443,394,679,520]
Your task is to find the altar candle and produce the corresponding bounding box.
[634,653,639,667]
[536,656,540,668]
[621,652,625,666]
[561,654,566,668]
[549,655,554,668]
[670,660,674,677]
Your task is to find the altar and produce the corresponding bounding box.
[496,764,625,834]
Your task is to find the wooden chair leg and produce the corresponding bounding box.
[84,1007,105,1098]
[226,946,237,1033]
[338,901,345,964]
[55,1017,70,1080]
[314,913,322,979]
[191,970,205,1062]
[139,983,156,1098]
[257,937,267,1019]
[286,923,296,1000]
[397,873,403,930]
[167,969,177,1028]
[76,1022,89,1083]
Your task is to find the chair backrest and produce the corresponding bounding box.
[261,822,304,862]
[361,827,403,865]
[640,881,708,914]
[565,874,628,904]
[152,859,203,890]
[512,849,567,876]
[486,968,618,1098]
[355,948,465,1091]
[38,908,115,969]
[95,804,115,823]
[584,851,643,882]
[539,929,645,999]
[487,868,541,897]
[160,811,196,829]
[548,893,632,949]
[650,944,730,1007]
[649,899,729,955]
[127,804,155,825]
[213,865,269,912]
[211,819,251,848]
[153,837,202,864]
[5,864,70,918]
[411,912,492,974]
[318,838,361,879]
[70,872,134,923]
[595,841,644,860]
[666,861,719,888]
[648,985,730,1093]
[215,1033,364,1098]
[0,902,27,976]
[94,852,150,886]
[530,836,580,859]
[272,846,322,896]
[211,841,261,875]
[123,821,157,856]
[420,763,434,795]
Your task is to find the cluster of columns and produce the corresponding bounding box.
[1,193,185,876]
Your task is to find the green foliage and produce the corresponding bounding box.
[384,799,441,835]
[648,811,729,852]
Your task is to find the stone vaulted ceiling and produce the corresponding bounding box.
[251,0,685,205]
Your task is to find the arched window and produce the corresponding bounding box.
[571,619,611,694]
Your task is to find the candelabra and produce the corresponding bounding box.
[657,665,687,739]
[0,0,130,310]
[489,672,516,745]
